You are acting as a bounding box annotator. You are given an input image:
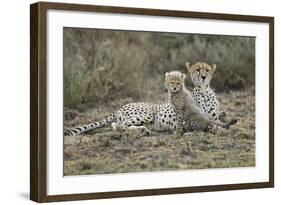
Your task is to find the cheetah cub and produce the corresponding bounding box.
[165,71,197,135]
[186,62,227,122]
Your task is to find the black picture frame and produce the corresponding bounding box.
[30,1,274,202]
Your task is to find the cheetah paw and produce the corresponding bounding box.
[139,126,151,136]
[219,110,228,121]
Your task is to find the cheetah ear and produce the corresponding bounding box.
[185,62,192,73]
[211,64,217,72]
[181,73,186,79]
[165,72,170,79]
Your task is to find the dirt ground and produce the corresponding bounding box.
[64,88,255,176]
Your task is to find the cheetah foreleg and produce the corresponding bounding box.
[174,110,184,136]
[111,117,152,136]
[127,126,151,136]
[218,110,228,122]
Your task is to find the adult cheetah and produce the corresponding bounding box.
[64,102,179,136]
[186,62,228,122]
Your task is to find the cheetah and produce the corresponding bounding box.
[186,62,227,122]
[64,102,179,136]
[165,71,200,134]
[165,71,229,134]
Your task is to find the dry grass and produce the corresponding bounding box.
[63,27,255,176]
[63,88,255,176]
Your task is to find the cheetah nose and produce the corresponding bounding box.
[173,87,177,91]
[201,76,206,80]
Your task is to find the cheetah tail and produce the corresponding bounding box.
[64,113,116,136]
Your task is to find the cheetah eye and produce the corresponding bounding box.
[177,83,180,85]
[196,69,200,72]
[206,69,210,72]
[171,82,174,85]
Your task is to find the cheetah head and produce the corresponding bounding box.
[186,62,216,88]
[165,71,186,93]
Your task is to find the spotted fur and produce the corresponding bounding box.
[165,71,186,134]
[165,71,232,134]
[64,102,179,136]
[186,62,227,122]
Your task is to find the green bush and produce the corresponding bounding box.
[63,28,255,109]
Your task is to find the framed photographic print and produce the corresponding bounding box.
[30,1,274,202]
